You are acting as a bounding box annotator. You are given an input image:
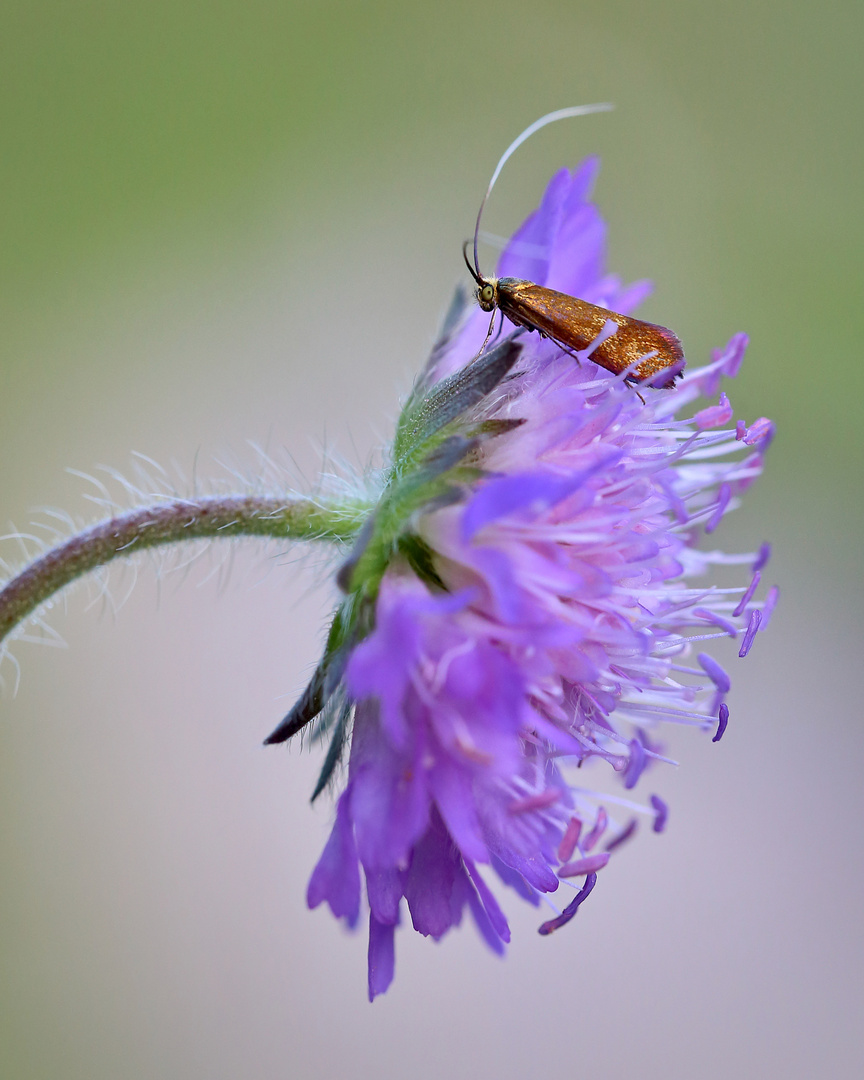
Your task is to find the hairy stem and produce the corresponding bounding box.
[0,493,362,647]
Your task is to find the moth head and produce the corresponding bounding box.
[477,280,497,312]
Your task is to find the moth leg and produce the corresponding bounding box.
[488,310,506,347]
[467,308,500,366]
[546,337,583,368]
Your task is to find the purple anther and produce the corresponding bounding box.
[713,703,729,742]
[583,807,608,851]
[604,818,638,852]
[760,585,779,630]
[733,570,761,617]
[735,420,747,441]
[742,417,775,448]
[738,609,762,657]
[558,851,610,878]
[693,607,738,637]
[650,794,668,833]
[508,789,562,814]
[557,816,583,863]
[623,737,647,790]
[537,872,598,936]
[695,392,733,430]
[752,542,772,572]
[698,652,731,693]
[705,483,732,534]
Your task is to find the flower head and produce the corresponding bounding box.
[278,159,776,999]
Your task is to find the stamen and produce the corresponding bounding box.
[752,542,772,572]
[623,738,646,790]
[692,607,738,637]
[650,794,668,833]
[713,703,729,743]
[704,483,732,534]
[583,807,608,850]
[557,816,583,862]
[508,789,563,814]
[760,585,779,629]
[604,818,638,852]
[698,652,730,693]
[694,392,733,430]
[537,872,598,936]
[742,417,775,447]
[733,571,761,617]
[558,852,610,877]
[738,609,762,657]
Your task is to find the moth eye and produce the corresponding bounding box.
[481,285,495,304]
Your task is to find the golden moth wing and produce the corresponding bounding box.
[497,281,684,385]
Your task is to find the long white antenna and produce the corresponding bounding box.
[472,103,614,277]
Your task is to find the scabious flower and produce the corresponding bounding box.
[277,157,777,999]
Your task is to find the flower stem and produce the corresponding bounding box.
[0,493,361,647]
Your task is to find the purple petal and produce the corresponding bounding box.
[720,333,749,378]
[450,864,506,955]
[464,859,511,944]
[306,790,361,927]
[497,167,574,284]
[349,710,431,869]
[429,759,487,863]
[490,854,540,905]
[367,913,396,1001]
[461,457,619,541]
[461,471,585,540]
[404,813,461,939]
[561,155,601,210]
[346,613,417,750]
[488,840,559,894]
[366,865,406,925]
[611,277,653,314]
[546,203,605,297]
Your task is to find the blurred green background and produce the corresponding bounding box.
[1,2,861,1078]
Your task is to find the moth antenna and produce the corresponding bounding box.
[472,103,614,279]
[462,240,483,285]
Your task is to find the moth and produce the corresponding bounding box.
[466,106,685,389]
